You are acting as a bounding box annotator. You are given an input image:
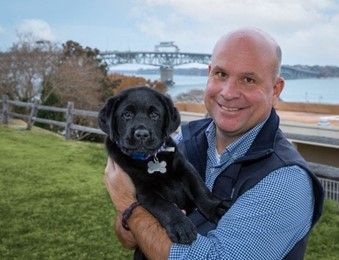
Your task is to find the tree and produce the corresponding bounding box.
[0,37,59,101]
[107,73,167,95]
[48,41,109,110]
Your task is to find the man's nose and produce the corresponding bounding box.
[220,78,241,99]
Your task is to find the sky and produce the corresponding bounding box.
[1,0,339,67]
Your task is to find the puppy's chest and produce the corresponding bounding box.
[133,156,177,180]
[136,170,188,206]
[127,151,176,175]
[130,156,182,188]
[129,155,190,208]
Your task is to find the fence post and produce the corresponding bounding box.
[1,95,9,124]
[27,99,39,130]
[64,102,74,139]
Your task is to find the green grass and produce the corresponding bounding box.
[305,199,339,260]
[0,124,338,259]
[0,125,132,259]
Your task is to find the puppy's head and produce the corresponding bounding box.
[98,86,180,157]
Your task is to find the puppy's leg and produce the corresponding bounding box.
[137,192,197,244]
[178,161,231,223]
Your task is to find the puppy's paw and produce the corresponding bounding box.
[216,199,231,217]
[203,199,231,223]
[165,217,197,244]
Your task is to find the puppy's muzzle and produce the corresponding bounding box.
[134,128,150,141]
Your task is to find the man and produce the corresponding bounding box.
[105,28,323,259]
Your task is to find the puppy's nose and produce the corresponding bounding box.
[134,129,150,141]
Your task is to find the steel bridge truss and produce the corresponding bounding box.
[100,51,211,67]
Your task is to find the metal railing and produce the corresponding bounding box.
[319,178,339,202]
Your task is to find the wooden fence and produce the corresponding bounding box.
[0,95,105,139]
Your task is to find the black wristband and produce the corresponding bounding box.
[121,201,141,230]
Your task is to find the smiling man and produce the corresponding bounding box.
[105,28,324,260]
[204,29,284,151]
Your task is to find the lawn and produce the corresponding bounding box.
[0,124,338,259]
[0,124,132,259]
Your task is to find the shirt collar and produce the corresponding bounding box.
[205,116,269,166]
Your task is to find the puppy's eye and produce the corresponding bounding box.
[149,111,160,121]
[122,111,134,120]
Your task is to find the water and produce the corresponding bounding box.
[124,73,339,104]
[280,78,339,104]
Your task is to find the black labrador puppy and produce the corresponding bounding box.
[99,86,228,244]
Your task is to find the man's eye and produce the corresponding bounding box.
[149,111,160,120]
[122,111,134,120]
[215,71,227,80]
[243,77,256,84]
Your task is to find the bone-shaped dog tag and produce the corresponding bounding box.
[147,158,167,174]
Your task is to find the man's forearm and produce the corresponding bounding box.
[128,206,172,260]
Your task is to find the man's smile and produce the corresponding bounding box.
[217,102,244,112]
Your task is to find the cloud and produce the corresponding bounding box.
[0,25,5,34]
[16,19,55,42]
[133,0,339,65]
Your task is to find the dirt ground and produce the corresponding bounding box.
[277,110,339,127]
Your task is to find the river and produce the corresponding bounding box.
[123,73,339,104]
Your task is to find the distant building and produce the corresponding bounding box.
[154,42,179,52]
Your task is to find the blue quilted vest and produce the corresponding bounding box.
[178,109,324,260]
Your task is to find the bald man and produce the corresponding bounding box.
[105,28,323,260]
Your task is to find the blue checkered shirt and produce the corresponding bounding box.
[170,120,314,259]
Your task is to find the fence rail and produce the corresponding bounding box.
[1,95,339,203]
[1,95,105,139]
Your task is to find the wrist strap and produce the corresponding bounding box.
[121,201,141,230]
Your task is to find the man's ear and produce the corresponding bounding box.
[158,93,181,136]
[273,77,285,107]
[98,95,122,141]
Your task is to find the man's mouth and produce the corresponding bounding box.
[218,103,242,112]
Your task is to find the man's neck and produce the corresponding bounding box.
[215,131,239,154]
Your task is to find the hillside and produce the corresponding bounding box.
[0,125,338,259]
[0,125,132,259]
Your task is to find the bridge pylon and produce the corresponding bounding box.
[159,66,174,85]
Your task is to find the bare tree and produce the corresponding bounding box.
[48,41,109,110]
[0,34,59,101]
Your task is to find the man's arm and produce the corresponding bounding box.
[104,159,172,260]
[105,160,314,259]
[169,166,314,259]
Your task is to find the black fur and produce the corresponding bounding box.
[99,86,228,244]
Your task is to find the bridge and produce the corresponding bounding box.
[281,65,320,79]
[100,42,320,84]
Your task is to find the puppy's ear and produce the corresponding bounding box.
[159,93,181,136]
[98,95,121,141]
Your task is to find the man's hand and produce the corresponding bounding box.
[104,158,138,248]
[104,158,137,213]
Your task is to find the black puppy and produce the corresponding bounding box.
[99,86,228,244]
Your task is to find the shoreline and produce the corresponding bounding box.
[164,77,339,104]
[175,99,339,127]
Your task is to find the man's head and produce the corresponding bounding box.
[204,28,285,149]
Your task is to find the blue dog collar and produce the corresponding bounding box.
[130,151,151,160]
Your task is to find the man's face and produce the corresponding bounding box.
[204,35,284,143]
